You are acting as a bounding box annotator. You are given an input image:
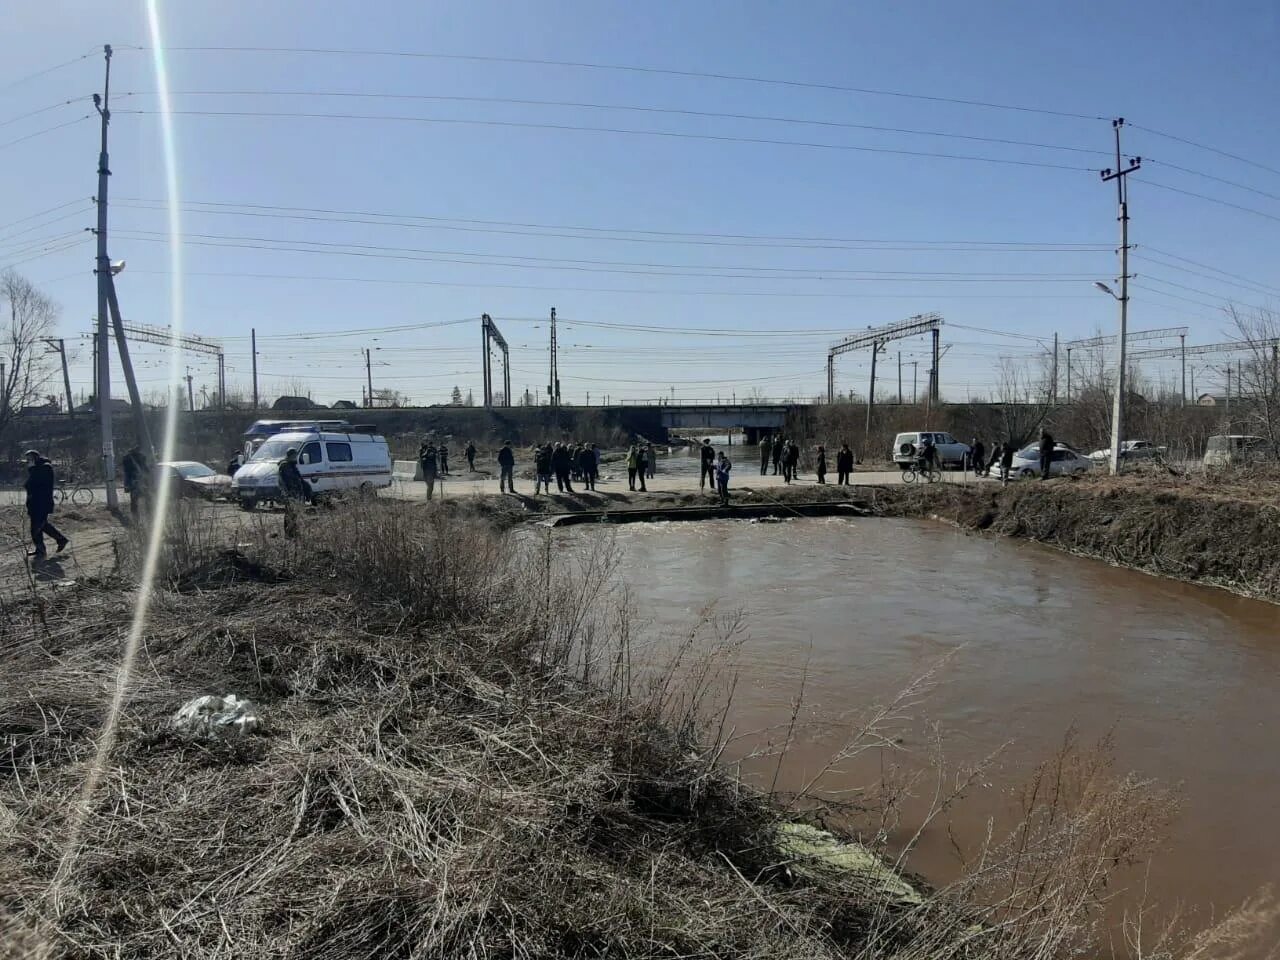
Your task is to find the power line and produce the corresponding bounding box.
[1131,253,1280,299]
[111,227,1105,281]
[123,45,1109,121]
[1145,157,1280,204]
[1129,122,1280,180]
[0,205,93,245]
[120,89,1108,157]
[1143,178,1280,225]
[0,197,92,235]
[117,109,1095,172]
[0,49,96,93]
[125,267,1099,299]
[0,96,88,129]
[0,114,93,152]
[1140,245,1280,298]
[114,197,1112,252]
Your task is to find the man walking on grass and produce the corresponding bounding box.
[24,449,68,560]
[122,444,150,522]
[497,440,516,493]
[418,442,439,501]
[759,436,771,475]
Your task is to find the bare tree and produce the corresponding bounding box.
[0,271,58,437]
[992,357,1055,448]
[1227,305,1280,448]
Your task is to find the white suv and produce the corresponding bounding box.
[892,432,971,469]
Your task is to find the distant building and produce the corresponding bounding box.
[1197,393,1230,407]
[272,395,315,411]
[75,397,132,414]
[331,399,358,410]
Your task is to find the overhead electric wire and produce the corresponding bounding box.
[1143,179,1280,225]
[0,197,92,234]
[1129,122,1280,180]
[1131,253,1280,299]
[111,227,1104,281]
[123,267,1099,299]
[1139,246,1280,298]
[0,114,93,151]
[1145,157,1280,205]
[114,197,1111,252]
[120,88,1108,157]
[0,205,93,244]
[117,108,1095,172]
[0,96,89,129]
[0,49,97,93]
[123,45,1108,121]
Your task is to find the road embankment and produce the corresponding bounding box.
[882,474,1280,603]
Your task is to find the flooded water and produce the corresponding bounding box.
[574,517,1280,938]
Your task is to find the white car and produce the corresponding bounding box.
[1006,443,1094,479]
[1087,439,1164,462]
[231,429,392,508]
[892,431,971,469]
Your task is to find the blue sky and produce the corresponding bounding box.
[2,0,1277,407]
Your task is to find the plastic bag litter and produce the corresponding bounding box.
[171,694,260,738]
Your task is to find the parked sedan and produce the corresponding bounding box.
[1007,444,1094,479]
[156,461,234,500]
[1086,439,1165,462]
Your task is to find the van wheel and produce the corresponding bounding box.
[359,482,374,498]
[240,499,256,512]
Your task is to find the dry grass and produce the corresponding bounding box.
[0,498,1275,958]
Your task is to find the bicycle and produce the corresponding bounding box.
[900,459,941,484]
[56,479,95,506]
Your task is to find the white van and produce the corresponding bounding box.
[230,430,392,509]
[891,431,971,469]
[1203,434,1272,467]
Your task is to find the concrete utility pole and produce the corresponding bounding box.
[44,338,75,416]
[911,361,918,404]
[1180,333,1187,406]
[864,341,878,444]
[1066,346,1073,402]
[897,351,902,403]
[104,275,153,458]
[1100,118,1141,475]
[1051,332,1059,404]
[364,348,373,407]
[250,327,259,409]
[93,44,118,509]
[185,367,194,412]
[548,306,560,408]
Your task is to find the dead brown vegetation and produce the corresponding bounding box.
[0,499,1274,957]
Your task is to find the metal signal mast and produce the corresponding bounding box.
[827,314,943,437]
[480,313,511,407]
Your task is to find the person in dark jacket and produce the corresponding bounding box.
[465,441,477,473]
[587,444,601,490]
[699,438,715,489]
[24,449,68,559]
[715,450,731,505]
[552,442,574,493]
[497,440,516,493]
[999,441,1016,484]
[836,444,854,485]
[121,445,150,521]
[227,451,243,477]
[759,436,771,475]
[577,444,596,491]
[278,448,308,537]
[438,443,450,476]
[771,437,784,475]
[635,446,649,492]
[784,441,800,483]
[986,442,1003,476]
[418,442,439,500]
[970,438,986,477]
[815,445,827,484]
[534,444,553,495]
[1038,430,1054,480]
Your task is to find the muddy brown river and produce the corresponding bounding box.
[572,517,1280,941]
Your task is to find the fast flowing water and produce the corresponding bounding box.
[572,517,1280,937]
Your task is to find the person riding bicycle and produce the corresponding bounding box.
[917,435,938,471]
